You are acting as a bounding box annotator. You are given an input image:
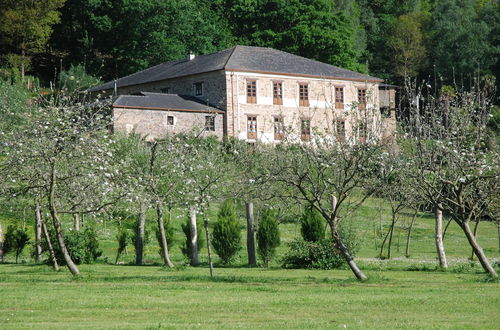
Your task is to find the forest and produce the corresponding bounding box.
[0,0,499,89]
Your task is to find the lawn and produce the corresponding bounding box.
[1,197,499,328]
[1,264,499,329]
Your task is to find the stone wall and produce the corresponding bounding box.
[113,107,224,141]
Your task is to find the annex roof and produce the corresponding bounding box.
[91,45,382,92]
[112,92,223,113]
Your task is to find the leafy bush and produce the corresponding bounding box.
[44,224,102,265]
[282,223,359,270]
[3,224,30,263]
[212,200,242,264]
[300,206,325,242]
[180,215,204,261]
[59,64,101,93]
[257,208,281,267]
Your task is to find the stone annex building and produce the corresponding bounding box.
[90,45,396,142]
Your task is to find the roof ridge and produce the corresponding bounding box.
[223,45,238,70]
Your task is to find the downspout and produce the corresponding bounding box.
[230,72,236,137]
[236,74,240,139]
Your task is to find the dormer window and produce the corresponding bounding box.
[247,80,257,104]
[299,83,309,107]
[194,82,203,96]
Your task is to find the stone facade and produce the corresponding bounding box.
[225,71,382,143]
[113,107,224,141]
[109,69,393,144]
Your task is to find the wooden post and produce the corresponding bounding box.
[135,203,146,265]
[0,221,3,263]
[246,202,257,266]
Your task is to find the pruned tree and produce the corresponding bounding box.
[1,93,121,276]
[182,136,229,277]
[402,76,499,277]
[256,132,384,280]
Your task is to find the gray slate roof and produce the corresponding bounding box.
[91,45,382,92]
[113,92,223,113]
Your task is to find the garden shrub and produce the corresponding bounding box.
[282,223,359,270]
[300,206,325,242]
[115,227,131,264]
[44,224,102,265]
[212,200,242,264]
[3,224,30,263]
[257,208,281,267]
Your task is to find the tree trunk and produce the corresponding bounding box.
[48,163,80,276]
[379,223,391,258]
[460,220,498,278]
[189,206,199,266]
[202,211,214,278]
[73,213,80,231]
[470,219,480,260]
[387,214,396,259]
[135,203,147,265]
[442,217,453,239]
[331,196,367,281]
[41,218,59,271]
[156,203,174,268]
[35,200,43,262]
[497,219,500,253]
[435,204,448,269]
[0,221,3,263]
[405,210,417,258]
[246,202,257,266]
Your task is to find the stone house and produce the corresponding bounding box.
[90,45,396,142]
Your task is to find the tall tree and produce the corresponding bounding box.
[430,0,497,85]
[50,0,234,80]
[222,0,365,72]
[388,11,429,80]
[0,0,66,79]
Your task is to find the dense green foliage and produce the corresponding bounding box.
[44,224,102,265]
[257,208,281,267]
[283,223,360,270]
[212,200,242,264]
[3,224,30,263]
[300,206,325,242]
[0,0,498,87]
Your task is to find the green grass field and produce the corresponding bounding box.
[1,197,499,328]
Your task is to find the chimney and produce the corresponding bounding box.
[188,52,195,61]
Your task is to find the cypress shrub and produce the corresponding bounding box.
[212,200,242,264]
[300,206,325,242]
[3,224,30,263]
[257,208,281,267]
